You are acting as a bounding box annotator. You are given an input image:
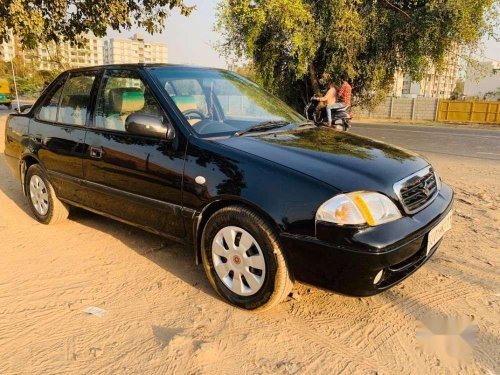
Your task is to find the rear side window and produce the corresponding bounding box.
[38,84,64,123]
[57,74,96,126]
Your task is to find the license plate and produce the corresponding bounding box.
[0,94,5,100]
[427,211,453,254]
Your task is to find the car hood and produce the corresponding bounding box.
[215,127,428,193]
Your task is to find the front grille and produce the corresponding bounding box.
[394,167,438,214]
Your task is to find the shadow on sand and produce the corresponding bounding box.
[0,153,220,303]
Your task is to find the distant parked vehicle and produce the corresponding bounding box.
[4,64,453,310]
[0,78,12,109]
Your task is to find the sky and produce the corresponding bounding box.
[107,0,499,68]
[107,0,227,68]
[479,35,500,63]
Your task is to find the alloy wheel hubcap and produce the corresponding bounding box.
[29,175,49,216]
[211,226,266,296]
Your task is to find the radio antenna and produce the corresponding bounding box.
[10,59,20,112]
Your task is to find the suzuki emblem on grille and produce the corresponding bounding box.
[393,166,438,215]
[422,180,431,196]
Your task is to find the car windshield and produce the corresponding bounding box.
[148,67,304,137]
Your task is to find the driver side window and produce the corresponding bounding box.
[94,69,165,132]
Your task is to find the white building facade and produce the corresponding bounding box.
[391,52,460,99]
[0,34,103,70]
[0,31,15,62]
[103,34,168,64]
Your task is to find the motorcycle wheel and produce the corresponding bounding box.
[342,119,350,131]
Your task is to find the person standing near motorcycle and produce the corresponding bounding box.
[313,82,342,127]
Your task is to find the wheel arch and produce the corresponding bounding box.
[20,154,42,195]
[193,197,283,265]
[22,154,40,169]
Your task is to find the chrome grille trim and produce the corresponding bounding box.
[393,166,439,214]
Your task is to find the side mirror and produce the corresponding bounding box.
[18,104,32,113]
[125,113,175,140]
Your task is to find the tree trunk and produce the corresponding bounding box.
[308,64,321,95]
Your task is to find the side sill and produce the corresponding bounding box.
[59,197,187,246]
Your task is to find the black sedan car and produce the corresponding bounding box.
[4,64,453,310]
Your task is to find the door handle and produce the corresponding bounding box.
[90,146,103,159]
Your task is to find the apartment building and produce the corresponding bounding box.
[103,34,168,64]
[0,31,15,62]
[0,34,103,70]
[391,52,460,99]
[464,61,500,100]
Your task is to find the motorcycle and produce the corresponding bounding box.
[305,98,352,131]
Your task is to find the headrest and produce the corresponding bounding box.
[109,87,145,113]
[172,95,197,112]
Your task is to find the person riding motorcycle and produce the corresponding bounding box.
[337,77,352,107]
[313,82,343,127]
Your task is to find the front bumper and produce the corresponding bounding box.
[280,183,454,296]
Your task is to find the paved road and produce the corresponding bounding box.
[0,101,33,113]
[351,122,500,161]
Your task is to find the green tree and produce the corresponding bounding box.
[1,57,64,97]
[450,79,465,99]
[0,0,195,48]
[217,0,499,109]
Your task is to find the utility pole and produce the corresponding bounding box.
[10,58,20,111]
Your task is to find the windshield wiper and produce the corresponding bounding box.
[233,120,290,137]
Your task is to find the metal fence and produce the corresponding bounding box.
[436,100,500,123]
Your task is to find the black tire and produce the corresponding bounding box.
[7,103,12,110]
[342,119,350,131]
[25,164,69,224]
[201,205,293,311]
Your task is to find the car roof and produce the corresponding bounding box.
[64,63,227,74]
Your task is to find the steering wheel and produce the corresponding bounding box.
[182,109,207,122]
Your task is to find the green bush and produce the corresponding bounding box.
[0,62,61,99]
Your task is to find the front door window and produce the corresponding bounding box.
[94,70,165,132]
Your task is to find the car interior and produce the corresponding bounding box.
[58,94,90,126]
[103,87,146,131]
[94,75,165,131]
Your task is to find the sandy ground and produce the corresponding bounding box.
[0,116,498,374]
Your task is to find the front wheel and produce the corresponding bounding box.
[25,164,69,224]
[201,206,293,311]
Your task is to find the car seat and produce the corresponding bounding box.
[106,87,145,131]
[59,95,89,126]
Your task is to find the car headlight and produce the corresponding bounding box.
[316,191,402,226]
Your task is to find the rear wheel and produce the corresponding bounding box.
[25,164,69,224]
[342,118,350,131]
[201,205,293,311]
[6,103,12,110]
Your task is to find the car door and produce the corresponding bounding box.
[82,68,187,239]
[29,71,98,202]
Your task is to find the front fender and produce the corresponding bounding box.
[182,136,340,262]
